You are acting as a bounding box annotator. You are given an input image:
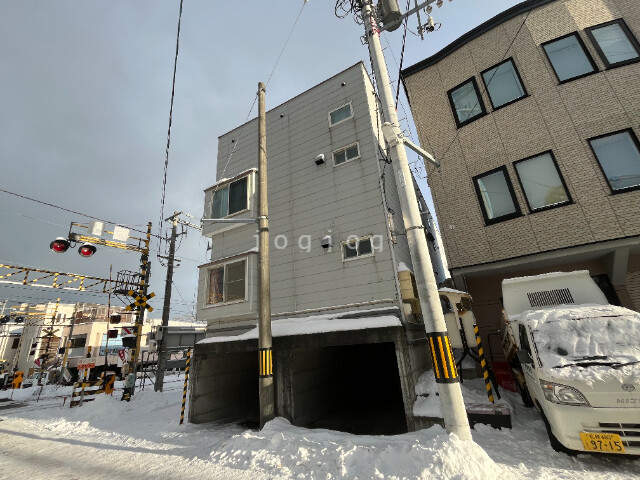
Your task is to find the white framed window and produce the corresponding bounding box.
[342,236,374,261]
[332,142,360,166]
[212,176,248,218]
[207,259,247,305]
[329,102,353,126]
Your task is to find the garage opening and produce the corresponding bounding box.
[190,350,259,425]
[292,342,407,435]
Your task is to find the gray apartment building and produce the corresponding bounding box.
[190,62,448,433]
[401,0,640,361]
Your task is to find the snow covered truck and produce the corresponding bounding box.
[498,270,640,455]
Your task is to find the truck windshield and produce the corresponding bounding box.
[528,307,640,369]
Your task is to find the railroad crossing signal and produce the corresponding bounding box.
[125,291,155,312]
[42,328,58,338]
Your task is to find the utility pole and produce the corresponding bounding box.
[155,212,179,392]
[359,1,471,440]
[257,81,274,427]
[130,222,152,387]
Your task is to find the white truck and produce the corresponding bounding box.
[499,270,640,455]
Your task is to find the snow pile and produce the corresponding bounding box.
[200,311,401,344]
[522,304,640,383]
[211,417,501,480]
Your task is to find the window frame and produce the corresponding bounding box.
[513,150,573,214]
[585,19,640,69]
[328,102,353,127]
[588,128,640,195]
[472,165,522,226]
[211,175,250,219]
[206,258,248,306]
[541,32,599,84]
[341,235,375,262]
[480,57,528,111]
[447,76,487,128]
[332,142,361,167]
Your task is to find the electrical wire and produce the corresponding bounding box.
[157,0,185,258]
[435,9,532,164]
[218,0,309,182]
[0,188,162,239]
[394,0,411,107]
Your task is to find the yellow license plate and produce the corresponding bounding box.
[579,432,625,453]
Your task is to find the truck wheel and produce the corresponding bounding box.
[540,410,576,456]
[516,381,534,407]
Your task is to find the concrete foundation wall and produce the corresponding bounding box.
[189,349,258,424]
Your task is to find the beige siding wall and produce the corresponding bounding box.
[404,0,640,271]
[198,64,402,331]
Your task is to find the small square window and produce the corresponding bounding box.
[481,58,527,110]
[586,19,640,68]
[589,129,640,193]
[473,166,521,225]
[212,176,248,218]
[447,77,486,128]
[333,143,360,166]
[542,33,597,83]
[207,260,247,304]
[329,103,353,126]
[342,237,374,261]
[514,151,572,212]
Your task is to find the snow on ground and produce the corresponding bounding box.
[1,377,638,480]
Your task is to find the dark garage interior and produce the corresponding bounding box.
[291,342,407,435]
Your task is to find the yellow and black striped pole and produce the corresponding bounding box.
[473,325,495,403]
[258,348,273,378]
[179,348,191,425]
[427,332,459,383]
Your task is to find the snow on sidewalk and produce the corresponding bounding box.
[1,381,638,479]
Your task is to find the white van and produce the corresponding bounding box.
[501,271,640,455]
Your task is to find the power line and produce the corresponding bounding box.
[157,0,185,258]
[0,187,162,240]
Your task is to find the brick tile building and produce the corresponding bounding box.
[401,0,640,361]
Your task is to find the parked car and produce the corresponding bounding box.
[500,271,640,455]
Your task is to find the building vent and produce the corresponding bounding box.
[527,288,574,308]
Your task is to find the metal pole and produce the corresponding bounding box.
[104,266,112,370]
[156,212,179,392]
[131,222,152,390]
[257,81,274,428]
[179,348,191,425]
[360,2,471,440]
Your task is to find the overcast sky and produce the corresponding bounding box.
[0,0,521,320]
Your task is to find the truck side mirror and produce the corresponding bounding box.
[516,349,533,364]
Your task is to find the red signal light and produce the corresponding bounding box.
[50,237,70,253]
[78,243,97,257]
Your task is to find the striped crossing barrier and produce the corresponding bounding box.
[69,374,115,408]
[473,325,495,403]
[179,348,191,425]
[427,332,459,383]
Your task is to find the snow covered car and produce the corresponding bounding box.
[21,373,44,388]
[501,271,640,455]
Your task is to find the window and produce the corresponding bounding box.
[586,19,640,68]
[342,236,373,261]
[514,151,571,212]
[542,33,597,83]
[447,77,486,127]
[207,260,246,304]
[329,103,353,126]
[11,338,19,349]
[333,143,360,166]
[212,176,248,218]
[473,166,521,225]
[481,58,527,110]
[69,336,87,348]
[589,129,640,193]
